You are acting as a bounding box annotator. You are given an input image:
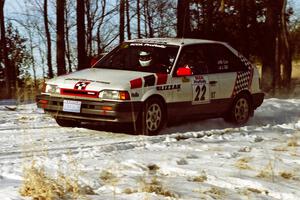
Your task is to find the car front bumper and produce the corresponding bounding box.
[36,94,142,123]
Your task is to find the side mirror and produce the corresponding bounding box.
[176,65,192,76]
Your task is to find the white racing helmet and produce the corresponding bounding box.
[139,51,152,67]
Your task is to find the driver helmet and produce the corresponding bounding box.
[139,51,152,67]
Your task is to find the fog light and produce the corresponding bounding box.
[101,106,113,111]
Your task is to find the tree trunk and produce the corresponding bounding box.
[0,0,12,98]
[65,2,72,73]
[239,0,250,58]
[96,0,107,55]
[280,0,292,90]
[86,0,92,57]
[125,0,131,40]
[261,0,278,92]
[145,0,153,37]
[119,0,125,43]
[143,0,148,37]
[56,0,66,75]
[137,0,141,38]
[177,0,190,38]
[77,0,87,70]
[44,0,53,78]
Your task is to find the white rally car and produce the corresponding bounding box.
[37,38,264,135]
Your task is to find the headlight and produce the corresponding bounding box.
[99,90,130,100]
[45,84,60,94]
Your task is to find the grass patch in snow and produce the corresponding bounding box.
[203,187,226,199]
[256,161,275,181]
[147,164,160,172]
[99,170,119,184]
[279,171,294,180]
[139,176,177,198]
[20,162,94,200]
[287,136,299,147]
[188,171,208,183]
[123,187,138,194]
[235,157,253,170]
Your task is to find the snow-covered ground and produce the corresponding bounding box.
[0,98,300,200]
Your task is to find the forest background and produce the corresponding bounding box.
[0,0,300,100]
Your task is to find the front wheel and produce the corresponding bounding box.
[135,98,165,135]
[225,94,252,125]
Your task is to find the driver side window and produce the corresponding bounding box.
[177,45,209,75]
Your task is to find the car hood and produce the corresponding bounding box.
[46,68,154,91]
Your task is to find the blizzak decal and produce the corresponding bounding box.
[157,84,181,91]
[74,81,91,90]
[156,73,168,85]
[144,75,156,87]
[232,54,254,97]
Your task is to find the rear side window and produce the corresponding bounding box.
[206,44,246,73]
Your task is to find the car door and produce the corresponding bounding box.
[170,44,219,116]
[204,44,249,114]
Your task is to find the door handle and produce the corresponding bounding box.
[209,81,218,84]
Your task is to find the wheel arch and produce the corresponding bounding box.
[144,94,168,121]
[234,90,254,116]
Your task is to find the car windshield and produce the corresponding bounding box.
[94,42,179,74]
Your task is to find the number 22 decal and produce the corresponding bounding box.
[194,85,206,101]
[192,76,210,105]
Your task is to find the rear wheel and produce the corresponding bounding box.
[224,94,252,125]
[135,98,165,135]
[55,118,80,127]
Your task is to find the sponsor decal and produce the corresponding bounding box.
[157,84,181,91]
[182,77,190,83]
[129,43,166,48]
[74,81,90,90]
[131,92,140,98]
[193,76,206,84]
[66,78,109,84]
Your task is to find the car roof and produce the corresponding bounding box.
[127,38,226,47]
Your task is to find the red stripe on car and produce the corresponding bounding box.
[130,78,143,89]
[156,73,168,85]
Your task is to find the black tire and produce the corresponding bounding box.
[55,118,80,127]
[135,98,165,135]
[225,94,252,125]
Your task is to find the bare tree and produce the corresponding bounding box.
[0,0,11,98]
[44,0,53,78]
[280,0,292,89]
[177,0,190,38]
[77,0,87,69]
[137,0,141,38]
[120,0,125,43]
[56,0,66,75]
[125,0,131,40]
[65,1,73,73]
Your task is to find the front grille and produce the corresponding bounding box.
[61,89,99,98]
